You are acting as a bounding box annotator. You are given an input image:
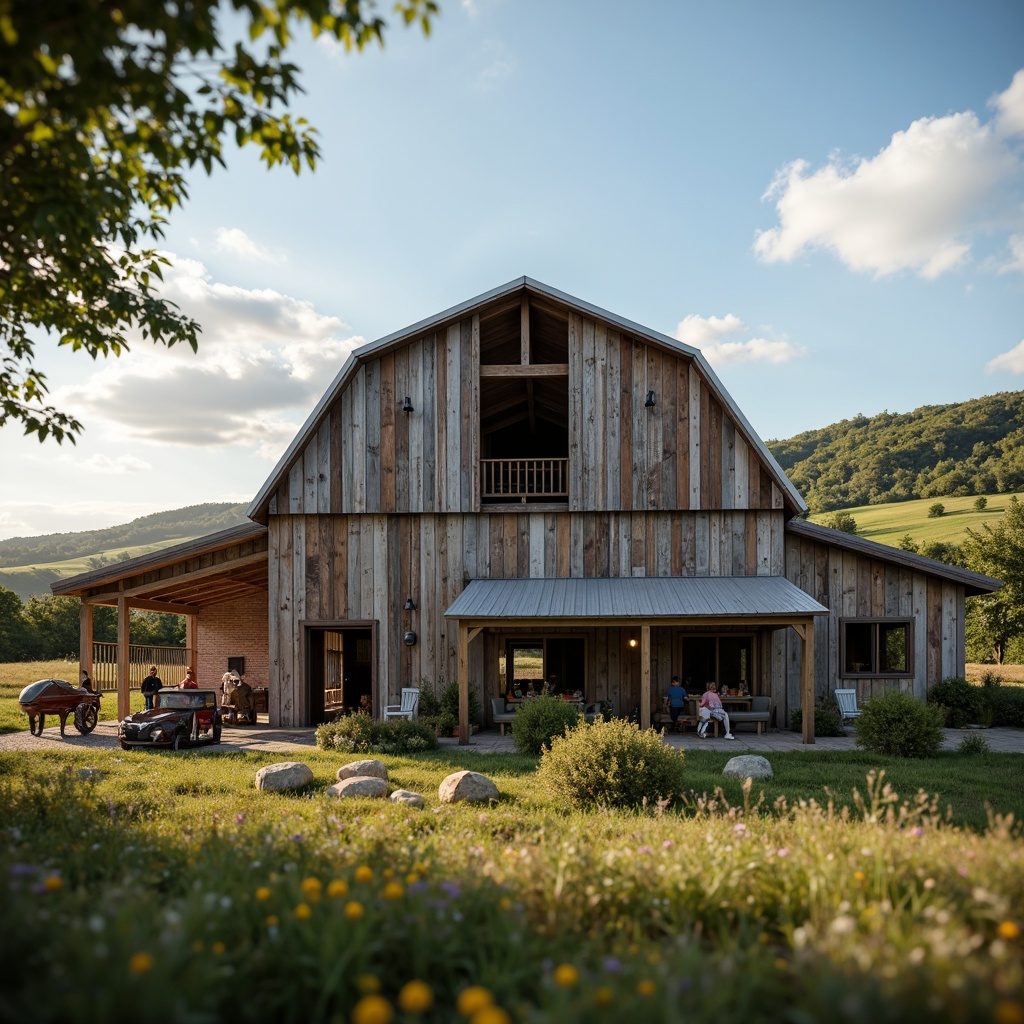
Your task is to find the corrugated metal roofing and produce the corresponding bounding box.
[444,576,826,621]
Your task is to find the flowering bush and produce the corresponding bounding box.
[856,689,945,757]
[537,717,687,809]
[510,694,581,754]
[315,713,437,754]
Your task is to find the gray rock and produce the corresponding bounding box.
[438,770,499,805]
[722,754,774,781]
[327,776,389,799]
[337,759,389,783]
[255,761,314,792]
[390,789,425,808]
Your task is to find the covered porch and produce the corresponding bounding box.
[50,524,269,721]
[445,576,827,745]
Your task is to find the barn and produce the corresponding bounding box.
[53,277,1000,741]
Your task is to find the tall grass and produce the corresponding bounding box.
[1,746,1022,1023]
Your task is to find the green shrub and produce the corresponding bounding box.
[957,733,991,755]
[418,681,442,718]
[984,684,1024,728]
[928,677,981,727]
[315,713,437,754]
[789,695,845,736]
[437,679,481,725]
[419,711,457,737]
[537,717,687,809]
[510,695,581,754]
[855,690,944,758]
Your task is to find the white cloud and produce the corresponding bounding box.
[215,228,282,264]
[81,454,153,474]
[473,40,515,91]
[755,69,1024,279]
[53,255,363,456]
[986,340,1024,374]
[673,314,806,366]
[999,234,1024,275]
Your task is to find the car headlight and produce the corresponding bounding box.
[150,728,166,741]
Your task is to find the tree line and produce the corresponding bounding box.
[768,391,1024,513]
[0,589,184,662]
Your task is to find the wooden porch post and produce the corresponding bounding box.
[79,601,93,681]
[116,595,130,721]
[795,619,815,745]
[185,614,197,679]
[640,624,651,729]
[458,622,469,745]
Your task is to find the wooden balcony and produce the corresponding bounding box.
[480,458,569,503]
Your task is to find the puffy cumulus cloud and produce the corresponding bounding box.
[986,340,1024,374]
[81,454,152,474]
[755,69,1024,279]
[215,227,282,264]
[673,313,806,366]
[54,255,362,456]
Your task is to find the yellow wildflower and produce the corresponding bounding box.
[457,987,494,1016]
[499,897,512,911]
[351,994,393,1024]
[345,901,365,920]
[255,886,272,901]
[397,980,434,1013]
[43,875,62,892]
[129,952,154,975]
[382,868,395,879]
[406,872,420,885]
[995,1002,1024,1024]
[212,941,225,956]
[328,879,349,898]
[637,979,655,997]
[470,1009,511,1024]
[301,877,323,902]
[553,963,579,988]
[595,987,614,1006]
[414,862,427,874]
[355,865,374,883]
[382,881,404,901]
[997,921,1021,941]
[266,915,279,927]
[295,903,312,920]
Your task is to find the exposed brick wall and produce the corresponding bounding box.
[196,592,269,690]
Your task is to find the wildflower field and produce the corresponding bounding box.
[1,742,1022,1024]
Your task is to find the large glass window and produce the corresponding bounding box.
[680,635,753,692]
[841,619,913,676]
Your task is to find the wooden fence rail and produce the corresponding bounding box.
[91,643,193,692]
[480,458,569,502]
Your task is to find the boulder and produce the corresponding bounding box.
[255,761,314,792]
[327,776,389,799]
[390,789,426,808]
[337,759,389,783]
[722,755,774,781]
[438,770,499,805]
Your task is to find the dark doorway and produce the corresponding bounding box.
[306,625,373,725]
[545,638,585,695]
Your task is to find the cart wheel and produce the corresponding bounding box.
[74,704,98,735]
[29,714,43,736]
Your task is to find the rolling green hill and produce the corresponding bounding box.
[767,391,1024,513]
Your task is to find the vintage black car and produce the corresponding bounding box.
[118,688,222,751]
[19,678,101,737]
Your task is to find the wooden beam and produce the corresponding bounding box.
[186,614,197,682]
[458,621,469,746]
[117,595,130,720]
[467,626,483,644]
[79,602,93,683]
[801,618,815,745]
[641,624,651,730]
[520,295,530,365]
[527,379,536,433]
[114,551,268,599]
[478,364,569,378]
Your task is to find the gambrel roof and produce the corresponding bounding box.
[247,277,807,520]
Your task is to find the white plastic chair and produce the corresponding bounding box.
[834,688,861,725]
[384,687,420,721]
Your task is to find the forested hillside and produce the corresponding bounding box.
[0,503,248,567]
[767,391,1024,513]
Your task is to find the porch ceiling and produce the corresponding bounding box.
[444,575,827,626]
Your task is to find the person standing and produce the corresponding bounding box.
[141,666,162,710]
[179,668,198,689]
[663,675,688,733]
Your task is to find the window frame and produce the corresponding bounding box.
[839,617,915,678]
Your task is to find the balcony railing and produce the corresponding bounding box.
[481,458,569,503]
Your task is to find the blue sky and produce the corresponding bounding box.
[2,0,1023,540]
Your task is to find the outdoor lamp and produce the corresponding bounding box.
[645,391,656,408]
[403,630,417,646]
[403,396,414,413]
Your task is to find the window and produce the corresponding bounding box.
[841,619,913,676]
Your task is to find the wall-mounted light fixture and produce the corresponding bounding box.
[645,390,656,408]
[403,630,418,646]
[402,396,414,413]
[403,597,417,611]
[628,636,639,649]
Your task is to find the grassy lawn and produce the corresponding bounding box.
[2,736,1022,1023]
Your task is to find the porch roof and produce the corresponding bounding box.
[445,575,826,625]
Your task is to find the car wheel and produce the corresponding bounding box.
[212,724,222,743]
[172,732,185,751]
[120,739,132,751]
[74,704,98,734]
